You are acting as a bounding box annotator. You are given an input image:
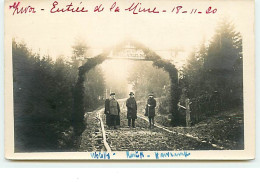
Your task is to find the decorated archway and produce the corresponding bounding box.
[71,40,180,135]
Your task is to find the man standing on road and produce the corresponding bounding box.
[109,92,120,129]
[126,92,137,128]
[145,93,156,128]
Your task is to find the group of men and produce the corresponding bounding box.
[104,92,157,129]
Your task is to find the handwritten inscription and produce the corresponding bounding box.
[90,152,111,159]
[125,2,159,14]
[50,1,88,13]
[206,6,218,14]
[154,151,191,159]
[94,4,104,12]
[90,151,191,160]
[110,2,120,12]
[8,1,218,15]
[9,2,36,15]
[126,151,145,159]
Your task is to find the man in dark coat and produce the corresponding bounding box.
[126,92,137,128]
[104,98,112,127]
[145,93,156,128]
[108,92,120,129]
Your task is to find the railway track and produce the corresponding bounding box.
[94,103,224,151]
[121,99,225,150]
[96,108,112,152]
[137,114,224,150]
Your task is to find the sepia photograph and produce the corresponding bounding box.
[4,0,255,160]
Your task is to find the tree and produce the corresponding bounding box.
[13,40,77,151]
[182,18,243,122]
[183,42,206,99]
[204,18,243,107]
[71,39,105,111]
[71,38,89,68]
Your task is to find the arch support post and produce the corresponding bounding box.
[169,68,181,126]
[72,67,86,136]
[71,53,108,136]
[152,58,181,126]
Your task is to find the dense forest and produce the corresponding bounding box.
[13,39,105,151]
[181,19,243,123]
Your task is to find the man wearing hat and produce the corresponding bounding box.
[108,92,120,129]
[126,92,137,128]
[145,93,157,128]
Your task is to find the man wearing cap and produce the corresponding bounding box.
[145,93,157,128]
[126,92,137,128]
[109,92,120,129]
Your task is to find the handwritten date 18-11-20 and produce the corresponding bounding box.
[125,3,217,14]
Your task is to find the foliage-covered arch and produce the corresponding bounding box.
[72,40,180,135]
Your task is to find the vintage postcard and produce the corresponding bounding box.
[4,0,255,160]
